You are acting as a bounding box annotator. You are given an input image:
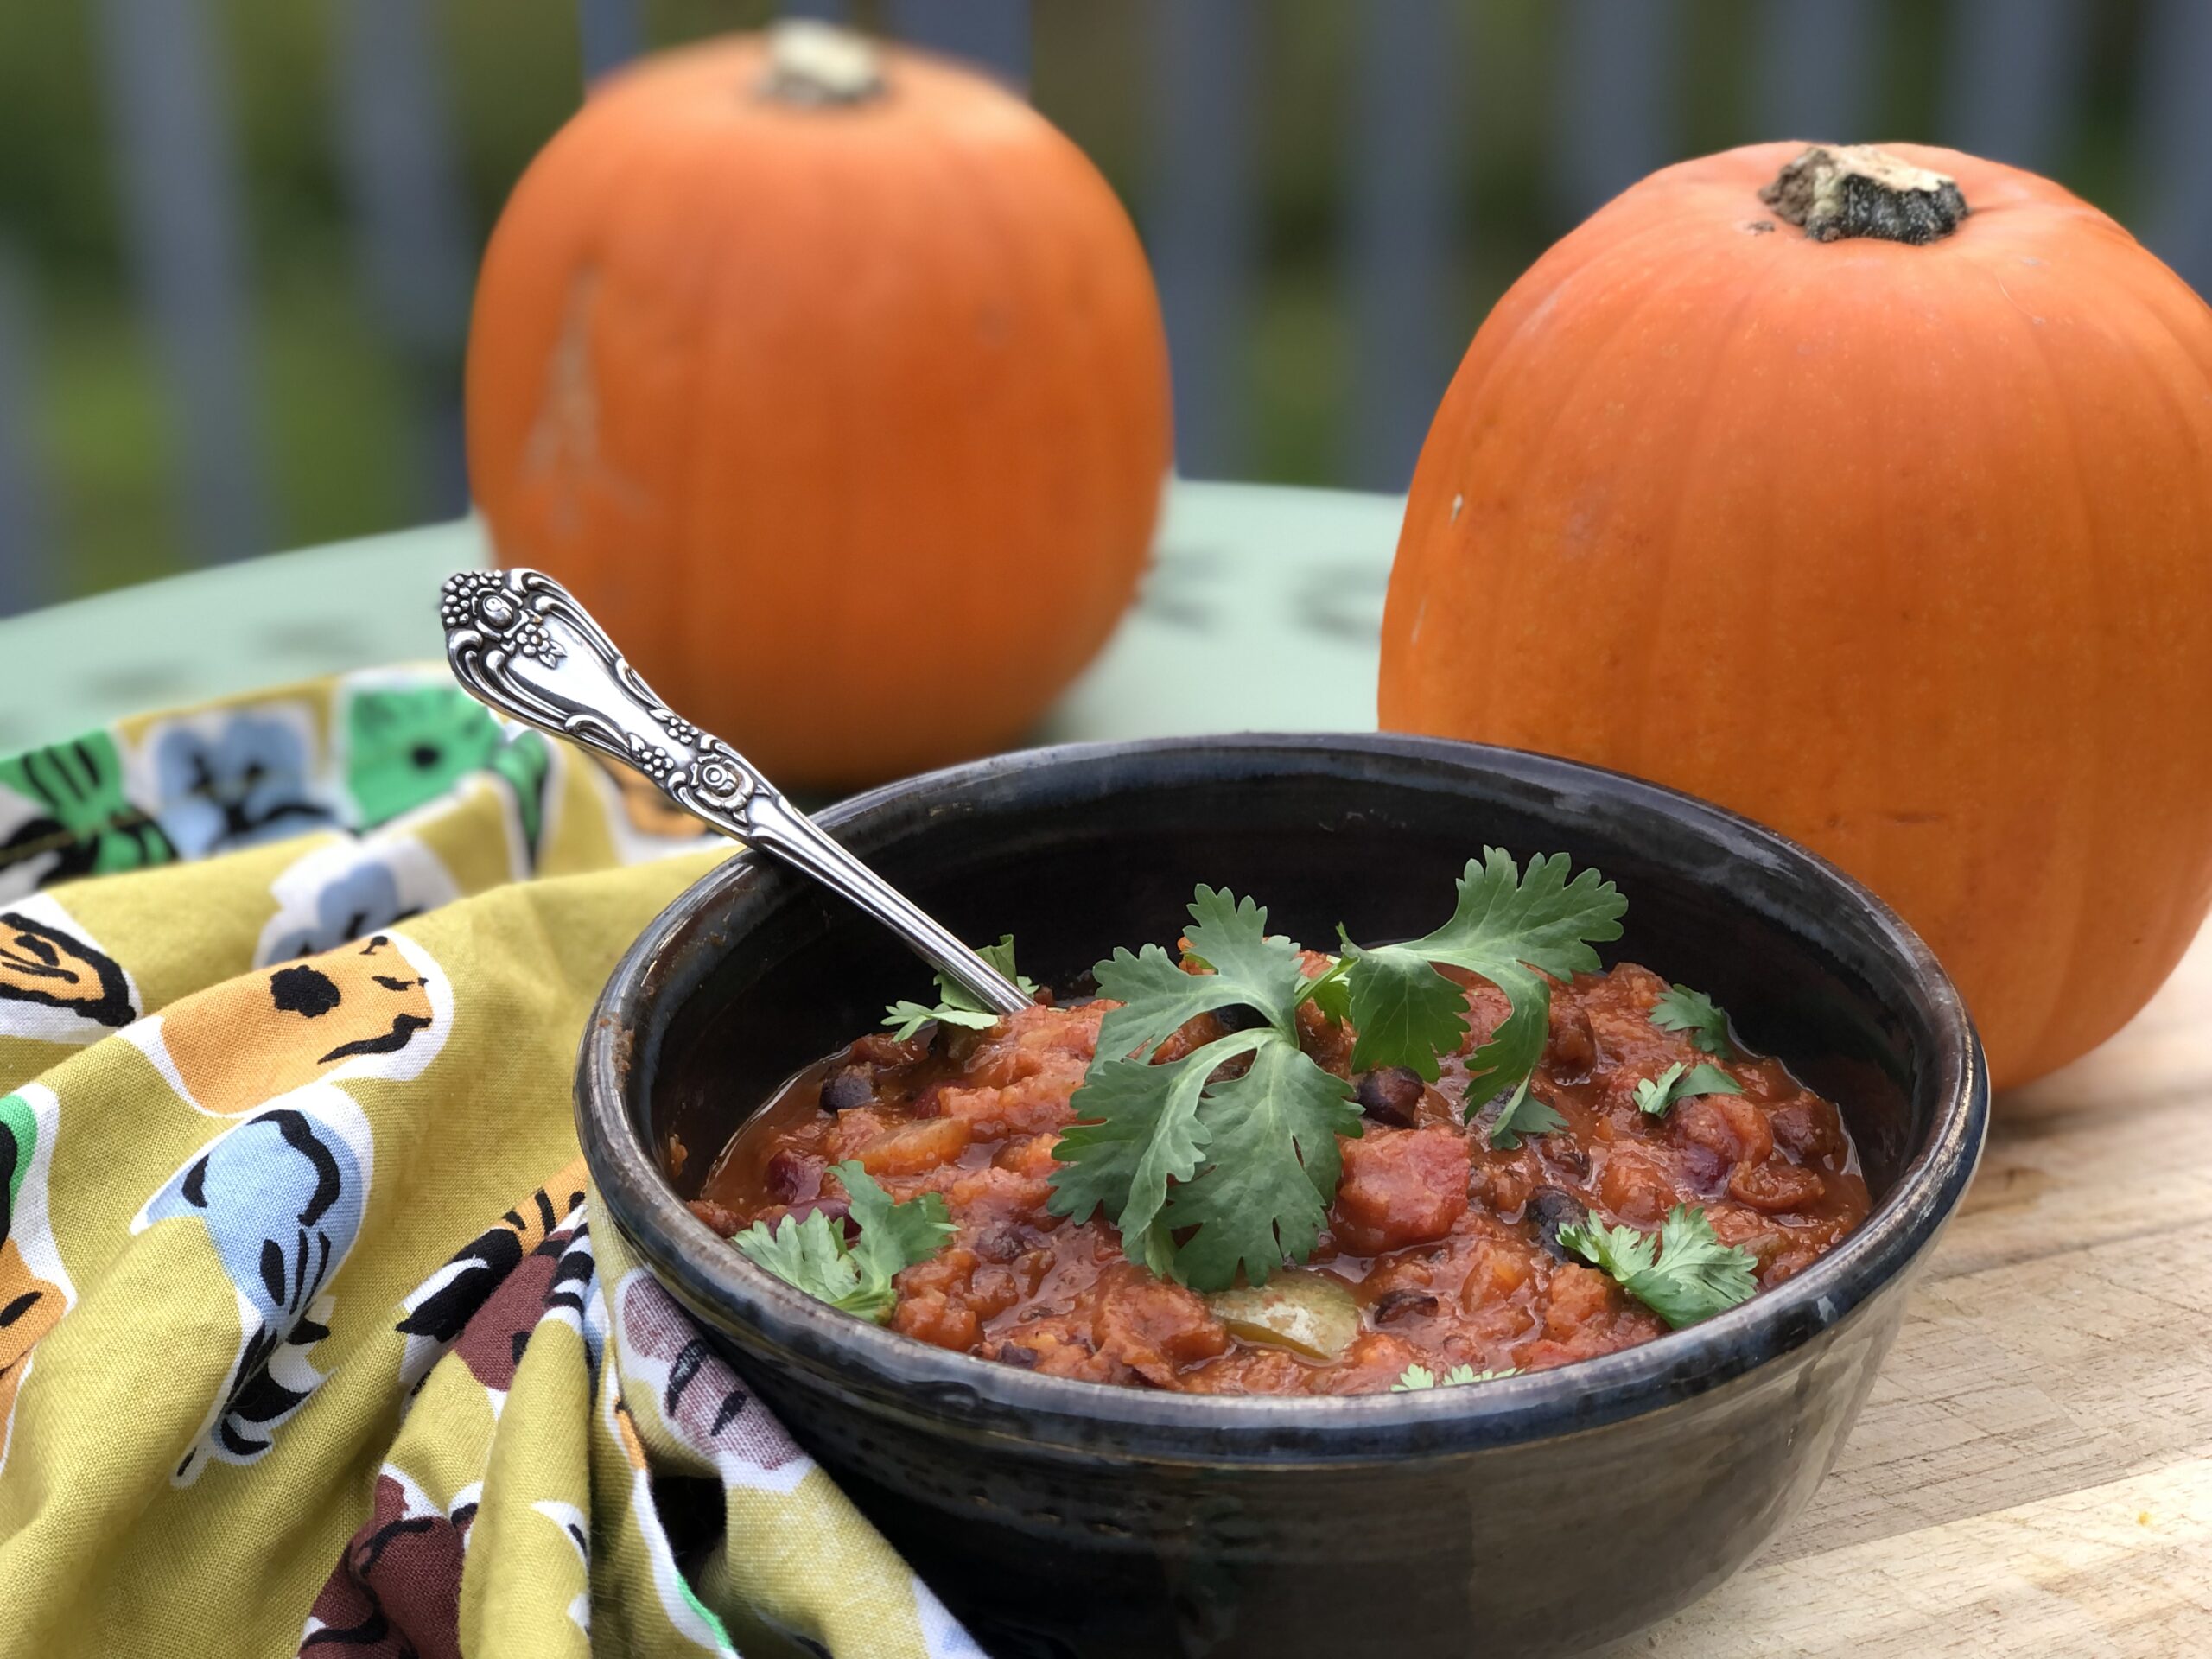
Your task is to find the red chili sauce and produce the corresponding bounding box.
[690,959,1870,1395]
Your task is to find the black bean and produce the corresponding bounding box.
[1212,1001,1266,1034]
[1370,1288,1441,1325]
[818,1068,874,1113]
[997,1344,1040,1369]
[1355,1066,1425,1128]
[1524,1186,1584,1262]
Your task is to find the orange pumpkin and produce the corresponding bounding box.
[467,23,1171,787]
[1380,142,2212,1090]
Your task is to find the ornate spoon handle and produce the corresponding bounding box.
[439,568,1032,1016]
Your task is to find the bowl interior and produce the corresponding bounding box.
[633,735,1955,1259]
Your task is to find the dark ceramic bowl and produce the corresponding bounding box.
[579,734,1986,1659]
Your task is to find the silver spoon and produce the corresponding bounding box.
[437,567,1032,1015]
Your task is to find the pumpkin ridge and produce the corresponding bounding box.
[1401,235,1758,707]
[667,117,786,731]
[952,129,1145,696]
[1440,207,1751,441]
[1622,256,1784,777]
[1961,274,2101,1073]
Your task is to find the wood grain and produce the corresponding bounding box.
[1612,924,2212,1656]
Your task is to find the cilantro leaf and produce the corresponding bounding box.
[1423,849,1628,979]
[1179,887,1307,1026]
[1341,943,1469,1082]
[1155,1036,1361,1291]
[1632,1059,1745,1117]
[882,936,1037,1040]
[882,1001,995,1042]
[1556,1204,1758,1329]
[730,1209,861,1306]
[1486,1088,1567,1150]
[1649,983,1733,1056]
[1338,849,1625,1104]
[836,1160,957,1294]
[1392,1362,1519,1391]
[1300,955,1353,1026]
[731,1160,953,1324]
[1094,888,1306,1065]
[1046,1030,1260,1245]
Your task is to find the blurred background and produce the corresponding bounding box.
[0,0,2206,618]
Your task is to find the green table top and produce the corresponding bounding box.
[3,480,1402,755]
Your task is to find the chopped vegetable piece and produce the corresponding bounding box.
[1207,1271,1362,1362]
[1649,982,1733,1056]
[731,1160,954,1323]
[1633,1059,1745,1117]
[1555,1205,1758,1329]
[883,935,1037,1040]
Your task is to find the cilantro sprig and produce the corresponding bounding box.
[1047,855,1624,1294]
[1047,889,1360,1290]
[1556,1205,1758,1329]
[883,936,1037,1041]
[1393,1363,1518,1391]
[1649,983,1733,1056]
[731,1160,955,1323]
[1336,849,1626,1116]
[1632,1059,1744,1117]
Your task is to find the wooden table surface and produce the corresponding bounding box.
[10,485,2206,1655]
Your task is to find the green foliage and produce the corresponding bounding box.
[0,3,2155,603]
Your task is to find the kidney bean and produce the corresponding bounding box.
[1354,1065,1425,1128]
[762,1149,821,1204]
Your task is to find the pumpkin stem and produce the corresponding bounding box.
[1759,145,1967,245]
[761,19,886,106]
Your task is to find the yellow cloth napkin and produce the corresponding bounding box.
[0,667,981,1657]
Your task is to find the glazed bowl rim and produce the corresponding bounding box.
[580,731,1986,1460]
